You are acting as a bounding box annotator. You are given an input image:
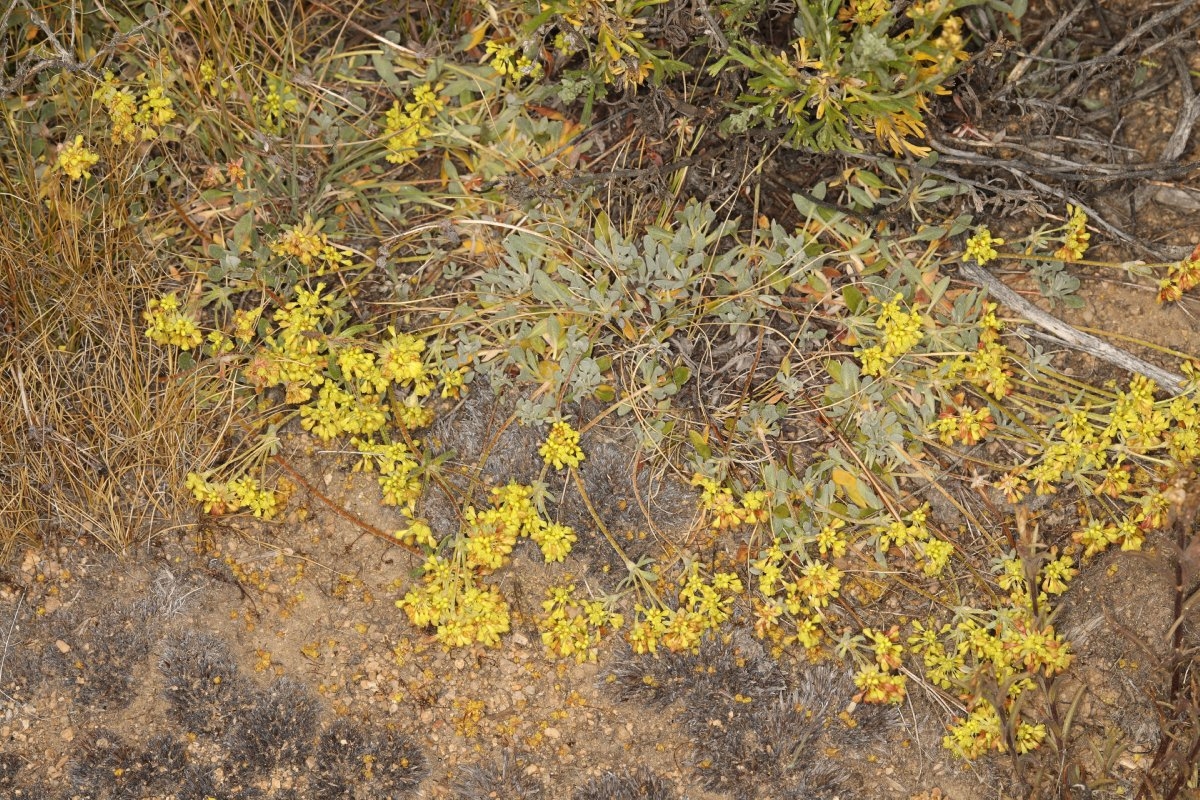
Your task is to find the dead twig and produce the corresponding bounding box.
[958,260,1186,395]
[1052,0,1197,103]
[1161,48,1200,163]
[0,0,164,97]
[1003,0,1089,88]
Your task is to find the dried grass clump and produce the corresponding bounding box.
[0,158,239,562]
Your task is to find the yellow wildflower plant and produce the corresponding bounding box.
[144,292,203,350]
[964,227,1003,265]
[271,217,355,273]
[186,472,278,519]
[852,663,907,705]
[135,85,176,134]
[395,395,434,429]
[57,135,100,181]
[377,328,427,386]
[256,76,299,134]
[538,584,622,663]
[539,420,585,470]
[185,472,236,515]
[1157,254,1200,304]
[381,82,446,166]
[484,39,544,82]
[858,294,925,377]
[93,72,175,143]
[943,701,1004,759]
[399,559,511,648]
[1054,204,1090,261]
[919,538,954,577]
[530,522,577,563]
[691,474,770,529]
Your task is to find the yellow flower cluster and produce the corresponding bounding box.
[144,292,203,350]
[962,340,1013,399]
[857,294,924,377]
[908,608,1071,758]
[243,284,331,397]
[237,283,438,440]
[853,662,908,705]
[996,548,1077,609]
[378,328,428,387]
[853,626,907,704]
[57,135,99,180]
[398,483,576,649]
[198,59,218,94]
[538,584,623,663]
[353,438,422,514]
[463,483,577,568]
[940,301,1013,399]
[691,474,769,529]
[931,402,994,445]
[539,421,586,470]
[874,503,931,552]
[918,537,954,577]
[964,227,1003,266]
[942,700,1046,759]
[627,568,743,655]
[1073,513,1144,559]
[1157,254,1200,304]
[93,72,175,143]
[270,216,355,275]
[300,382,387,441]
[991,376,1199,538]
[205,330,233,357]
[484,40,544,81]
[841,0,887,25]
[382,82,445,166]
[393,519,437,550]
[186,472,279,519]
[1053,204,1090,261]
[398,556,511,648]
[752,538,844,651]
[257,77,299,135]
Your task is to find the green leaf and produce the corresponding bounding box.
[372,53,406,96]
[842,284,866,313]
[230,212,255,253]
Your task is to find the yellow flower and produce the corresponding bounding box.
[272,216,326,265]
[144,292,203,349]
[1054,204,1090,261]
[531,522,577,562]
[395,395,434,429]
[198,59,217,92]
[920,538,953,577]
[1016,722,1047,754]
[381,83,444,165]
[876,294,924,358]
[232,306,264,343]
[299,383,355,441]
[93,73,139,143]
[539,420,585,470]
[965,228,1003,265]
[853,663,907,704]
[134,85,176,137]
[858,345,888,376]
[378,328,427,386]
[57,135,100,181]
[484,41,519,76]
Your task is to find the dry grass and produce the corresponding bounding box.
[0,140,239,558]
